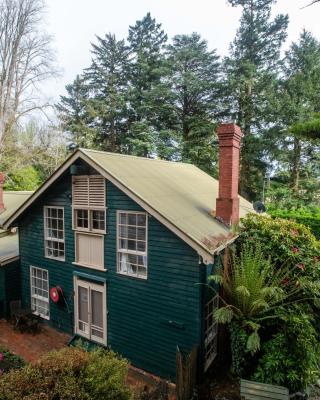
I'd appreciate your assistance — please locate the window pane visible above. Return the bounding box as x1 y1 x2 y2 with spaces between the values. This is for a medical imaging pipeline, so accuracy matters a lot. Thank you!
137 214 146 226
128 214 136 226
137 241 146 252
128 240 136 251
120 213 127 224
76 209 89 229
128 226 136 240
92 210 105 231
91 290 103 328
137 227 146 241
78 287 88 323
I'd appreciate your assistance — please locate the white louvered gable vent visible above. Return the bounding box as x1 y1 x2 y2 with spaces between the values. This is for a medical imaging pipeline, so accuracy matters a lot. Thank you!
89 175 105 208
73 176 89 207
72 175 105 208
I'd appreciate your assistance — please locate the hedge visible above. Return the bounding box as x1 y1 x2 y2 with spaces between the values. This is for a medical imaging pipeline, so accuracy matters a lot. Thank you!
269 210 320 239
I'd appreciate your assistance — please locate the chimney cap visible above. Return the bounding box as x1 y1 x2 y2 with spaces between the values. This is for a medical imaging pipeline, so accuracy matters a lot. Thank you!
217 123 243 136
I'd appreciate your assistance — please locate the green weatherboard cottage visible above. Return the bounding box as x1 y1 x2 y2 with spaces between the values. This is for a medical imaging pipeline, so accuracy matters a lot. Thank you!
0 123 252 379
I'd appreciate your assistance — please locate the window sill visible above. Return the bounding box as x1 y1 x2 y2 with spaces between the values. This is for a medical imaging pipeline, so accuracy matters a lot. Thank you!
32 311 50 320
117 271 148 280
45 255 65 263
72 261 107 272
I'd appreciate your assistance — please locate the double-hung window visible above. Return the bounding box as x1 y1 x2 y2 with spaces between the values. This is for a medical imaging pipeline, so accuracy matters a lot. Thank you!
30 266 50 319
44 206 65 260
117 211 148 279
72 175 106 270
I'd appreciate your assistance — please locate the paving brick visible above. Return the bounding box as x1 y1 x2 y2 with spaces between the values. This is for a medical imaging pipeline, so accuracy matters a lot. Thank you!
0 319 70 363
0 319 176 397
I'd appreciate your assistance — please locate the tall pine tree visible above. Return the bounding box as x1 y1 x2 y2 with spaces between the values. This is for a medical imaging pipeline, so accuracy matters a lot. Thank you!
126 13 170 156
167 33 221 174
223 0 288 200
84 33 130 151
56 75 96 147
277 31 320 195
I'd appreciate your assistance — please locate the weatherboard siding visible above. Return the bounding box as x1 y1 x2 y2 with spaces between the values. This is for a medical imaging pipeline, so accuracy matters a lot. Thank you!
18 169 203 378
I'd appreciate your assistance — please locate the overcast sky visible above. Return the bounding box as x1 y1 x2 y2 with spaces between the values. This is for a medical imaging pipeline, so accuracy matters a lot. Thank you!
43 0 320 104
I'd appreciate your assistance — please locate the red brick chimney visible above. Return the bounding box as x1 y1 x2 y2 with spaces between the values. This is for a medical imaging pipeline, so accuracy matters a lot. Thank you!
0 173 4 213
215 123 243 226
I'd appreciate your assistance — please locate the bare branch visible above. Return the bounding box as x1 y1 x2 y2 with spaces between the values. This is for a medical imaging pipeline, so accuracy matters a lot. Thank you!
0 0 57 147
302 0 320 8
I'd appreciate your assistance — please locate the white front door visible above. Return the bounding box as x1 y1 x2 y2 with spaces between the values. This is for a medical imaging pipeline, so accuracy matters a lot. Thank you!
74 277 107 345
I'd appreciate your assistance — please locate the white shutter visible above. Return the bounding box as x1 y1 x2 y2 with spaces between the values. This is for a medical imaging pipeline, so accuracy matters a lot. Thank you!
72 175 105 208
76 233 104 269
72 176 89 207
89 176 105 208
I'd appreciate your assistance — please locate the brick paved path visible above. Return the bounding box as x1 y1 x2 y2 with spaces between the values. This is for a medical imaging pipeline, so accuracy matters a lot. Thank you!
0 319 70 362
0 319 176 398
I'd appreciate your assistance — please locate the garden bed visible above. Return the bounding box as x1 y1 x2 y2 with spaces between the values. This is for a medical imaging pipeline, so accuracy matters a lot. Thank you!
0 346 25 374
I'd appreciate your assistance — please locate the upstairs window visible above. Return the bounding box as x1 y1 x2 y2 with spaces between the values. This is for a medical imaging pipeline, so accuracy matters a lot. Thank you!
117 211 148 279
44 206 65 261
72 175 106 233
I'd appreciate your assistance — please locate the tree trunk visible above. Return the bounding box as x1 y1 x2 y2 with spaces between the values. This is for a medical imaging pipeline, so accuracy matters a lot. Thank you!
291 136 301 194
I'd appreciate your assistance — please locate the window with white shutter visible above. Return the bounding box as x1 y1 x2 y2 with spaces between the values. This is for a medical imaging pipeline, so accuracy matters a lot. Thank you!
72 175 106 233
72 174 106 270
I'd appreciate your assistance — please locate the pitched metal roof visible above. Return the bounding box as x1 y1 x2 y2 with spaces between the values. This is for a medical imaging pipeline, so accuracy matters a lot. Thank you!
3 149 254 263
0 191 33 227
0 233 19 265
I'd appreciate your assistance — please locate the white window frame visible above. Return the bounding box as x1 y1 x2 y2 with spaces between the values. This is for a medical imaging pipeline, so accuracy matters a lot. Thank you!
204 294 219 371
44 206 65 261
73 231 105 271
30 266 50 320
72 206 107 234
116 211 148 280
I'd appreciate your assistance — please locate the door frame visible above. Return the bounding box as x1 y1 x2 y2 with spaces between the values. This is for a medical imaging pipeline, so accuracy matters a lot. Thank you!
74 276 107 345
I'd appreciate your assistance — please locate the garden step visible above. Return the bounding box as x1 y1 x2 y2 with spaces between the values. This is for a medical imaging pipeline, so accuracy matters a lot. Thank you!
240 379 289 400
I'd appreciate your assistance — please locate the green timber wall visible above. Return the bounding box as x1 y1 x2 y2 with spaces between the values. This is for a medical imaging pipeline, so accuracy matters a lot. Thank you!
18 164 204 379
0 259 21 319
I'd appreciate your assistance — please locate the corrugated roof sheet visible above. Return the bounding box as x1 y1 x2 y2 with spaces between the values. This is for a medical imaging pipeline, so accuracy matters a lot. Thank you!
0 233 18 264
1 150 254 260
0 191 33 227
82 149 254 255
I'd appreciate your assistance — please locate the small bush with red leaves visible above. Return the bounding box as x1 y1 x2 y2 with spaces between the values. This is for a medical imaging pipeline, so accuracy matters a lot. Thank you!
239 213 320 280
0 347 132 400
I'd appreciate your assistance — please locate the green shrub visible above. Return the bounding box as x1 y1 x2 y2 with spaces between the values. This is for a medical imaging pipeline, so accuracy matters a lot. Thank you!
209 215 320 391
239 213 320 281
0 347 132 400
229 322 248 377
253 311 320 392
0 346 25 373
269 209 320 240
